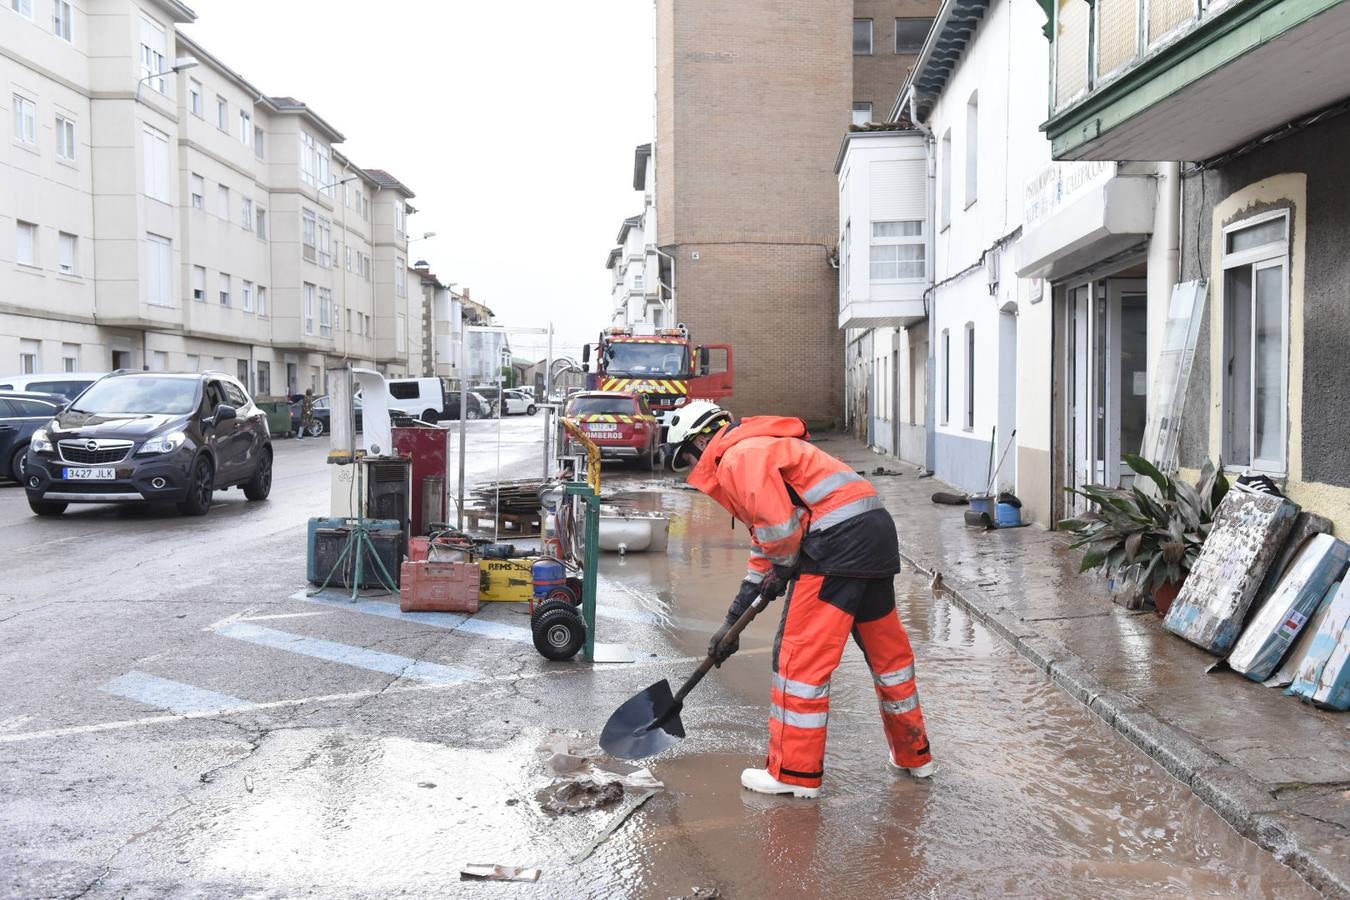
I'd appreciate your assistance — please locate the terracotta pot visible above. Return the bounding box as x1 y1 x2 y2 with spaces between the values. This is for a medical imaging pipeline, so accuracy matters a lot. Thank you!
1152 579 1183 617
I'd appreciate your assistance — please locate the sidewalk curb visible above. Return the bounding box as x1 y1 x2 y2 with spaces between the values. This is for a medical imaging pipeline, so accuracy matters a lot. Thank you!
897 547 1348 898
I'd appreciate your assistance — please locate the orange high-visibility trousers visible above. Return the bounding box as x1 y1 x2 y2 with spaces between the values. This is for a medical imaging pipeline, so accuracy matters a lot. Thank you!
767 572 931 788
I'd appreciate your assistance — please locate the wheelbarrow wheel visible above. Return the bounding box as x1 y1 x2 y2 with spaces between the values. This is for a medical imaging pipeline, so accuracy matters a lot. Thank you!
532 598 577 619
532 605 585 661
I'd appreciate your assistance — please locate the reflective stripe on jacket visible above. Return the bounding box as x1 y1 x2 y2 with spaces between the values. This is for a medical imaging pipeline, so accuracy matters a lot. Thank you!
688 416 883 575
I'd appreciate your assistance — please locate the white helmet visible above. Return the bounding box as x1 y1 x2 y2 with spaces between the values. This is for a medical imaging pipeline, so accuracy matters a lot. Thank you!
665 400 732 449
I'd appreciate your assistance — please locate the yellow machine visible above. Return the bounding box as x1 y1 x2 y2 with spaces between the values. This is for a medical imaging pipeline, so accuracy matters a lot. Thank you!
478 557 536 602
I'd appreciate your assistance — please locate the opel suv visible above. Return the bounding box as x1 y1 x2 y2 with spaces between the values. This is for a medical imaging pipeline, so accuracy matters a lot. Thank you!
24 371 273 517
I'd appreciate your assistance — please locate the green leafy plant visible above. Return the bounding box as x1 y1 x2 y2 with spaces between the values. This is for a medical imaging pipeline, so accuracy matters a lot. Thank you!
1058 454 1230 593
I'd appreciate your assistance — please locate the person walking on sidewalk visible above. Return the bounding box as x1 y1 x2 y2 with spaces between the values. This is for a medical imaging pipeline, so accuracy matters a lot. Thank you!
297 388 316 440
673 408 934 798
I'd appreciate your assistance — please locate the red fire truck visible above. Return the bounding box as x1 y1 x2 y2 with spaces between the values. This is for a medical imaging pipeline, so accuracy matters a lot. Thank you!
581 324 733 437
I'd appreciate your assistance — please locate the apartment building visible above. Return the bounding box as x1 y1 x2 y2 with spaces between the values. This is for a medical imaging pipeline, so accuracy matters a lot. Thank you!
604 143 663 329
1 0 424 396
653 0 935 425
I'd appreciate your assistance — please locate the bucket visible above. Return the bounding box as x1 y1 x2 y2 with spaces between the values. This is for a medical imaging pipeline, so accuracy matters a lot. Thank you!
532 558 568 602
995 502 1022 527
969 495 994 516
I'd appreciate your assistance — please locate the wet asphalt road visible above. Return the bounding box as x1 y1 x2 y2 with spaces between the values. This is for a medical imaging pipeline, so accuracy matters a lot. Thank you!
0 422 1318 898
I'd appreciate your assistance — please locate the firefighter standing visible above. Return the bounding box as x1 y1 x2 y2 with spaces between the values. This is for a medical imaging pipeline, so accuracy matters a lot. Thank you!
665 402 934 798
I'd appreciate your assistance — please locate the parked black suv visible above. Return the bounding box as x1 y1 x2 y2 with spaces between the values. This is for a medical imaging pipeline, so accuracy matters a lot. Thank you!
24 371 273 517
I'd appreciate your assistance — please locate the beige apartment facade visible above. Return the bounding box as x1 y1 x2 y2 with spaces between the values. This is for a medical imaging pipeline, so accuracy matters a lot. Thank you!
1 0 424 397
653 0 935 425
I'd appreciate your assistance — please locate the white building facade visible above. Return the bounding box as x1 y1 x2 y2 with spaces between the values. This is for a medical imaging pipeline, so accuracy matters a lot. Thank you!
1 0 424 397
836 128 930 464
605 143 668 329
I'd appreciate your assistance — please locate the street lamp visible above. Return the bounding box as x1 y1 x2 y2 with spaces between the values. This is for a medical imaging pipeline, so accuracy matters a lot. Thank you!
318 173 360 361
408 231 437 244
135 57 197 101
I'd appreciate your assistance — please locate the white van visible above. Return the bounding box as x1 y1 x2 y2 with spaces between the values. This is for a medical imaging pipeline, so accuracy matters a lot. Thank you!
384 377 448 423
0 371 107 400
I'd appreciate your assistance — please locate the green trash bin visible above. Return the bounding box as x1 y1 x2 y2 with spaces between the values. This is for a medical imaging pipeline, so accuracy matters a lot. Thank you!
258 400 295 438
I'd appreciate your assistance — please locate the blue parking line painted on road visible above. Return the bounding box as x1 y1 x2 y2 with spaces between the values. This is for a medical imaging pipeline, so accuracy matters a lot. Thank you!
304 594 534 643
101 672 251 715
216 622 482 685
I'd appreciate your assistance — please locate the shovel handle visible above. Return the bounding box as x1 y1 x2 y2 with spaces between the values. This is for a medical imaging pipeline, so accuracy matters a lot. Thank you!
672 590 778 704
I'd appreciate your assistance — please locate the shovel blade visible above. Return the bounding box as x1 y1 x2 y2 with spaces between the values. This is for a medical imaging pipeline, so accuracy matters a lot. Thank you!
599 678 686 760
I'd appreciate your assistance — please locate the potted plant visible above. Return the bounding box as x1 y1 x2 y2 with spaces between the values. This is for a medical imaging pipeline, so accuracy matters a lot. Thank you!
1059 455 1229 615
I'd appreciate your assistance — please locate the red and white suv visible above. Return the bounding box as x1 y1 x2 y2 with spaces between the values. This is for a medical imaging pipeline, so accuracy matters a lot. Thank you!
564 391 660 468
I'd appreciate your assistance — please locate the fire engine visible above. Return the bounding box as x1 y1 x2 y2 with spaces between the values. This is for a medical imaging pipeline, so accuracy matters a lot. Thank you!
581 323 733 437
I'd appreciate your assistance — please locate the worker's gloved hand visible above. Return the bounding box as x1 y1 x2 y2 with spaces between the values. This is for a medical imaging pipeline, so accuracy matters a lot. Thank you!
758 564 798 602
708 579 760 666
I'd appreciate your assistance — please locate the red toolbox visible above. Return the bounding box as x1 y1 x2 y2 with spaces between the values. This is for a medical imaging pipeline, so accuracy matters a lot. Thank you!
400 560 480 613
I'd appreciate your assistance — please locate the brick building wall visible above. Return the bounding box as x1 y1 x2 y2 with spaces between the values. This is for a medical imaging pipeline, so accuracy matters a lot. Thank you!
654 0 932 426
853 0 936 120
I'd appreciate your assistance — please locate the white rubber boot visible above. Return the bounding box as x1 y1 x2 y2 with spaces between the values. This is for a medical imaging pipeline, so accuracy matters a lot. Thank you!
890 755 936 778
740 767 820 799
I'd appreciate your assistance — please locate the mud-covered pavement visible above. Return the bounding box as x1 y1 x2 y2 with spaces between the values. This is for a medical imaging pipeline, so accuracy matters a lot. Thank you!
0 422 1319 897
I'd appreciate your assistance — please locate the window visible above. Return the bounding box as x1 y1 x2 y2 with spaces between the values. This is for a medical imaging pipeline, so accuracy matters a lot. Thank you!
303 283 315 334
192 265 206 301
853 18 873 54
941 329 950 425
302 209 317 262
396 313 407 353
318 218 333 267
851 102 872 127
15 221 37 266
188 79 202 117
142 126 170 202
254 126 264 159
256 285 266 316
347 309 353 332
345 246 353 272
634 272 644 291
144 233 172 307
190 173 204 209
319 287 332 336
242 279 253 312
241 197 253 230
218 272 230 306
1222 211 1290 474
256 208 267 239
256 361 270 396
300 132 331 192
55 115 75 160
939 130 952 229
239 110 251 146
20 339 38 374
186 354 200 372
364 314 371 336
139 17 167 94
965 92 979 207
964 323 975 430
870 221 925 280
52 1 71 40
12 94 36 144
62 343 79 372
396 258 407 298
216 96 227 130
58 232 76 274
152 351 167 371
11 0 32 17
395 202 405 234
217 184 229 220
895 18 932 53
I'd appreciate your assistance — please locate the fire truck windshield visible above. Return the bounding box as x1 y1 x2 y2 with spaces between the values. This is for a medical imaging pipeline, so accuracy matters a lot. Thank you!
606 342 688 376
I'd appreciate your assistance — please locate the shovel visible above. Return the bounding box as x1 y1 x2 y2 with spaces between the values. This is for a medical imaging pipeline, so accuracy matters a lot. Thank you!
600 591 775 760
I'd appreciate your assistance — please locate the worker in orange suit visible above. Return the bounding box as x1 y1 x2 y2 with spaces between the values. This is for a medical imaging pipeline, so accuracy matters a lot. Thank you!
670 407 934 798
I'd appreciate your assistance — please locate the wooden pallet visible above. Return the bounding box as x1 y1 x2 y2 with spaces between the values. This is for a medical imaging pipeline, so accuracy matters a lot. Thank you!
462 507 541 536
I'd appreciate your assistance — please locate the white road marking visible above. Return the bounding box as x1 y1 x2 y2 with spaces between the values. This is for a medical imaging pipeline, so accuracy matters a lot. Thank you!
0 653 713 745
101 672 252 715
216 622 482 685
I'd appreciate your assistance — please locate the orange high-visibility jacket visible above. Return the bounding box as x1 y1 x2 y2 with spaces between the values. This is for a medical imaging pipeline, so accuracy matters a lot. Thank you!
687 416 882 583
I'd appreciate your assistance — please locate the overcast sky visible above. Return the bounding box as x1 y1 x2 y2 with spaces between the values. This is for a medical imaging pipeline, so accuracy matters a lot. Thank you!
183 0 654 362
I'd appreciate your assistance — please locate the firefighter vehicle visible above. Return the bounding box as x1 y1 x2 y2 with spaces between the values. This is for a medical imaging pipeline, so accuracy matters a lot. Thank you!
581 324 732 439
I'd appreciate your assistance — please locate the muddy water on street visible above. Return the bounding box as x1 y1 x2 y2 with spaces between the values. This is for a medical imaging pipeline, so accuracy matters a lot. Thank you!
580 484 1316 899
158 479 1315 899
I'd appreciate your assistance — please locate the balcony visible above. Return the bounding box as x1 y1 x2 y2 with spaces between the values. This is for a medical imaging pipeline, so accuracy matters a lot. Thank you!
1043 0 1350 161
